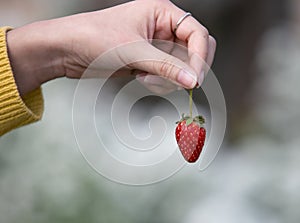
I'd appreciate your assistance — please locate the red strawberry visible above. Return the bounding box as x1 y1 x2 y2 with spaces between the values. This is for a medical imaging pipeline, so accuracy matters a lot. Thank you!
175 115 206 163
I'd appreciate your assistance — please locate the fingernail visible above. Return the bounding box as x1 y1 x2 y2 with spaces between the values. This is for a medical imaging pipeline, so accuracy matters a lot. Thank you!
177 70 197 88
197 71 205 88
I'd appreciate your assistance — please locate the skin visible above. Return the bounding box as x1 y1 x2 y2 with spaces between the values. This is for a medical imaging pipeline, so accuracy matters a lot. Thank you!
6 0 216 96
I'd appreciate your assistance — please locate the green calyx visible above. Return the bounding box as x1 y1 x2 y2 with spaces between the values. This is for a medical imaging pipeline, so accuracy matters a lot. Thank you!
176 113 205 126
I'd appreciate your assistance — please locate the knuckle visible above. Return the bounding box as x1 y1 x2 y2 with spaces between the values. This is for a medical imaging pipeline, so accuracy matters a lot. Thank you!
201 27 209 40
200 27 209 39
209 35 217 48
158 58 177 79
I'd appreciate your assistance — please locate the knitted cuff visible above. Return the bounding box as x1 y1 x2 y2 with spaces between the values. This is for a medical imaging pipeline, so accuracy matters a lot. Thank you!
0 26 44 136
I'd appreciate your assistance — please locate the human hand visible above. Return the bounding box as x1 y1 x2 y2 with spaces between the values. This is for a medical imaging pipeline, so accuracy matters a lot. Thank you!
7 0 216 95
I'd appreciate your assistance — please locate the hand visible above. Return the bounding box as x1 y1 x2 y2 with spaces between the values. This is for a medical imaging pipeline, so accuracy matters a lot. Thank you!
7 0 216 96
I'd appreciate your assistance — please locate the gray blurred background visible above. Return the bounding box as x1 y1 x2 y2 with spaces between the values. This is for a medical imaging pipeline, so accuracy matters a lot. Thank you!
1 0 300 222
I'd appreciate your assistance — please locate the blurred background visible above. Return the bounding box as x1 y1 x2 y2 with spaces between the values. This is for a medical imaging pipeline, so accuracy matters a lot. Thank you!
1 0 300 222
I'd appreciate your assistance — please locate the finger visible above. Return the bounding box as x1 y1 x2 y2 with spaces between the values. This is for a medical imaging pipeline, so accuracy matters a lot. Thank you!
137 73 181 89
206 35 217 70
177 24 209 85
170 10 211 85
123 41 198 89
139 84 177 95
139 74 179 89
136 74 180 95
190 35 217 85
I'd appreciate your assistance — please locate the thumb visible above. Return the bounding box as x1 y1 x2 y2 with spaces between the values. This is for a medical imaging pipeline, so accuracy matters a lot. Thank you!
118 40 198 89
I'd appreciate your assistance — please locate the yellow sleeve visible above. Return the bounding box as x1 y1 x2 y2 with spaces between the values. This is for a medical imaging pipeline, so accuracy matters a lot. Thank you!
0 26 44 136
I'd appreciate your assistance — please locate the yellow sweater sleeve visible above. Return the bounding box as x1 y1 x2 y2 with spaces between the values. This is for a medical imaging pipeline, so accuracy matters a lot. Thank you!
0 27 44 136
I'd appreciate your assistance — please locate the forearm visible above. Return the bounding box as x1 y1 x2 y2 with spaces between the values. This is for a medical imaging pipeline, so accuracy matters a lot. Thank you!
0 27 44 136
6 20 65 96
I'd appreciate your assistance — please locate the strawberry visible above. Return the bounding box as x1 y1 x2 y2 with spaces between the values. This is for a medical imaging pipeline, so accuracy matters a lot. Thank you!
175 115 206 163
175 89 206 163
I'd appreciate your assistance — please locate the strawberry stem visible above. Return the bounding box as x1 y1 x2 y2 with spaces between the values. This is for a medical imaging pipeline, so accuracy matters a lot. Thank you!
189 89 193 117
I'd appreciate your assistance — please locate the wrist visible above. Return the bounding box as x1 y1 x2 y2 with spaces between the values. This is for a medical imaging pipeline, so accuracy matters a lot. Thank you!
6 20 65 96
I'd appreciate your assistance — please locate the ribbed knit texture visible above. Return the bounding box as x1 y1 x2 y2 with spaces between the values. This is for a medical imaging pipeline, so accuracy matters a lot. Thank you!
0 26 44 136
